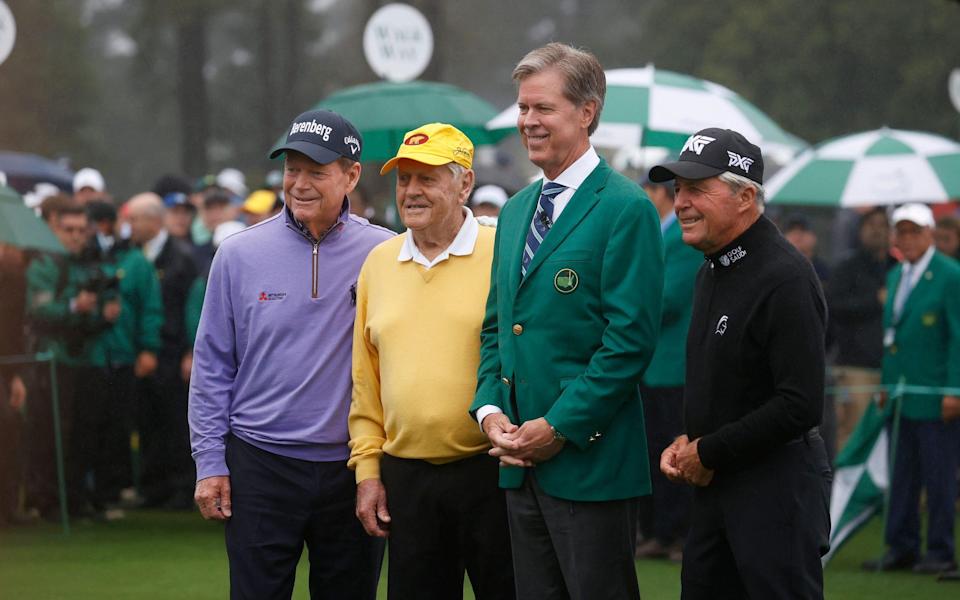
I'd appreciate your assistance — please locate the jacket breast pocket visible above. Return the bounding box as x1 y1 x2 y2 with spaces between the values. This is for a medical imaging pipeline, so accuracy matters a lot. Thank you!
545 250 593 263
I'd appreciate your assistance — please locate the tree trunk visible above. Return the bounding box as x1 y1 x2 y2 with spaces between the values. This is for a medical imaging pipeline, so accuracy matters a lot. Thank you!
176 8 209 176
257 0 275 153
281 0 304 121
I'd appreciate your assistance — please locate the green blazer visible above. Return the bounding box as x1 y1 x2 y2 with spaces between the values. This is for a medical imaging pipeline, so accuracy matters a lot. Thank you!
642 216 703 387
470 159 664 501
881 251 960 420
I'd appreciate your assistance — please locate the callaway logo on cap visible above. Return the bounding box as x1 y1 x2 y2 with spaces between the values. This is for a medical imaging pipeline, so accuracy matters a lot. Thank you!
648 127 764 185
269 109 363 164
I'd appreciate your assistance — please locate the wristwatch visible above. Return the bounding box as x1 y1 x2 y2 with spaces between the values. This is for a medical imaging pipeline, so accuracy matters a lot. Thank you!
550 424 566 443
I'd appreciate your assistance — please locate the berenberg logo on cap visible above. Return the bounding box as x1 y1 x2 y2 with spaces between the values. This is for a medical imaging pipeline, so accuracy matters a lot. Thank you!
291 119 333 141
681 134 716 156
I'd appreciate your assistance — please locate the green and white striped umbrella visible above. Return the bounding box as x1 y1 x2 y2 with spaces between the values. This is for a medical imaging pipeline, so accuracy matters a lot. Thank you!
487 64 807 164
767 128 960 206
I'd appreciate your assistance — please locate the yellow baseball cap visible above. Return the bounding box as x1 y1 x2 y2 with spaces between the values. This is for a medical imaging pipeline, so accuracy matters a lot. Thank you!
380 123 474 175
242 189 278 215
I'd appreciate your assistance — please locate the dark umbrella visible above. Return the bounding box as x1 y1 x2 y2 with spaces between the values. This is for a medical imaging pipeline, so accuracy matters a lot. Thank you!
0 185 64 253
0 151 74 194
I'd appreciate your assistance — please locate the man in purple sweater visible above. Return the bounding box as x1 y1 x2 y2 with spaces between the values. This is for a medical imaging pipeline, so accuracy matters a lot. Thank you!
189 109 393 600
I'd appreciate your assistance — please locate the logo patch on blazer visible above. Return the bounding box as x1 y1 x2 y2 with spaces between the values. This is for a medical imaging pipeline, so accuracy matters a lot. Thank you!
554 268 579 294
922 313 937 327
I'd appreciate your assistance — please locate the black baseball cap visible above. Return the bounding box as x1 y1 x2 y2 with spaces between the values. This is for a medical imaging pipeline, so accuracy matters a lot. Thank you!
648 127 764 185
269 109 363 165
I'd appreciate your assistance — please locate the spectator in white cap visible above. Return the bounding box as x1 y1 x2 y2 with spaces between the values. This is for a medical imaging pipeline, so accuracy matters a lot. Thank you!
216 168 248 200
863 202 960 576
25 182 62 214
73 168 107 205
470 184 509 219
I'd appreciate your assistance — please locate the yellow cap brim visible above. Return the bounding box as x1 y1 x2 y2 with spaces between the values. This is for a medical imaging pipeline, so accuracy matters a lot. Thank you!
243 192 276 214
380 151 460 175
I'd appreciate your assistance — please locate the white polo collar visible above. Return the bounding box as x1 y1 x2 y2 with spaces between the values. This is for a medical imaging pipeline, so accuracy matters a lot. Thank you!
398 207 479 269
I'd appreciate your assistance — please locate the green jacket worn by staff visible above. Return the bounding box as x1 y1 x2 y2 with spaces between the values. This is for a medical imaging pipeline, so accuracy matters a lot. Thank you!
882 250 960 420
90 245 163 368
642 216 703 387
470 159 664 501
26 253 104 366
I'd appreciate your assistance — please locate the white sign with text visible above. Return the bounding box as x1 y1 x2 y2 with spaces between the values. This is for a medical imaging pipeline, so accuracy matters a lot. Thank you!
0 1 15 67
363 3 433 83
949 68 960 114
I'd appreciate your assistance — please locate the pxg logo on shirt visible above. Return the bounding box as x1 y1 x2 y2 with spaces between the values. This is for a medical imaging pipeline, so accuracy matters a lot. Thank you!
715 315 729 335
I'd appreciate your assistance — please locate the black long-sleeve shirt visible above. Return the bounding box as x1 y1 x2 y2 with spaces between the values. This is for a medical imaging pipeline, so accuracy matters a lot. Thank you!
684 216 826 471
827 248 896 368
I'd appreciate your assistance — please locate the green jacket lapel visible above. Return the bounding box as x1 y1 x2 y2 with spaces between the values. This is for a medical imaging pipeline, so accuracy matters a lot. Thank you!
519 161 609 287
506 183 542 295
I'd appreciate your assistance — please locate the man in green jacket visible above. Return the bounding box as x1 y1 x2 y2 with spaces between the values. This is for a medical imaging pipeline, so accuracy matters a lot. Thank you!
864 203 960 575
472 43 663 599
26 201 115 517
634 174 702 562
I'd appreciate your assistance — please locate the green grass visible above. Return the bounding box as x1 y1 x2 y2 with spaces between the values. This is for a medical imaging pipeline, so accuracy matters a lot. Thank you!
0 510 956 599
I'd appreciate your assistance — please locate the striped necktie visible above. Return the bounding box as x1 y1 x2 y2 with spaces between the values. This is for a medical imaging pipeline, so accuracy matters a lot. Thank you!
521 182 566 277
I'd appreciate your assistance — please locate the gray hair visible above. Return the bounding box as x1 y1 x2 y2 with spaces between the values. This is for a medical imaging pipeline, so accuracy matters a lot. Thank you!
446 162 475 196
718 171 765 214
512 43 606 135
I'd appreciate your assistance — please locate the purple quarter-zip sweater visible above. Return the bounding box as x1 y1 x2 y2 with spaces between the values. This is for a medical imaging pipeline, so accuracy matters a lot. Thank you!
189 201 394 481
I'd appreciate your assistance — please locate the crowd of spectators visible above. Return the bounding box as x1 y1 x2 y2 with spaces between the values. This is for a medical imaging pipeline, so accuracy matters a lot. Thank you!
0 167 284 523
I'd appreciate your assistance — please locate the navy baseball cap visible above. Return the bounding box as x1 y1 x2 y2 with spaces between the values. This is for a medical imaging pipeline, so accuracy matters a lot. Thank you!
163 192 195 210
648 128 764 185
269 109 363 165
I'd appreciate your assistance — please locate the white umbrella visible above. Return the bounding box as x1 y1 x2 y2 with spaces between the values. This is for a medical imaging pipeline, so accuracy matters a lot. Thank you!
766 128 960 206
487 64 807 165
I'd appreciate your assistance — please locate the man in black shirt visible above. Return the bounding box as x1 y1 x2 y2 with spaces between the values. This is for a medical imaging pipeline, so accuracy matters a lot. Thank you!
651 128 832 600
828 208 895 452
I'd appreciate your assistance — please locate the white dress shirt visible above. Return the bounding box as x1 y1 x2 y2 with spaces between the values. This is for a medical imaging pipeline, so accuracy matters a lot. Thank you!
885 244 936 348
142 229 169 264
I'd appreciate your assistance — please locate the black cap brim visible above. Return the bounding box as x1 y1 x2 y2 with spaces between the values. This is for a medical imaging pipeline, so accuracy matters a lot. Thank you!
648 160 726 183
269 141 344 165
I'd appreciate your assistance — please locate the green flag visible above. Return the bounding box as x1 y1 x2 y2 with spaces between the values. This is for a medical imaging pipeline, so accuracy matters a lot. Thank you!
823 402 889 564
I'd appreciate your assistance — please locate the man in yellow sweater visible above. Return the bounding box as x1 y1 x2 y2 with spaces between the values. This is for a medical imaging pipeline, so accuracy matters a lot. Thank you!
348 123 515 599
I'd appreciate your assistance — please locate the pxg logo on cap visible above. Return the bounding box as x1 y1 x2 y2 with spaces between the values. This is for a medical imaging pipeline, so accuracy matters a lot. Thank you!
269 109 363 165
648 127 764 185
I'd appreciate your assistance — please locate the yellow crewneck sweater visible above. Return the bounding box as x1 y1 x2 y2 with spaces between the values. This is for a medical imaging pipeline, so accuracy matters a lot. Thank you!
348 227 495 482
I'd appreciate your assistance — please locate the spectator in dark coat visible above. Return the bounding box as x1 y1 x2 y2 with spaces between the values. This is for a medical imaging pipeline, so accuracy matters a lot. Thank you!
828 208 896 452
126 193 199 508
